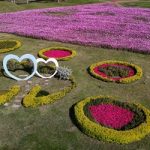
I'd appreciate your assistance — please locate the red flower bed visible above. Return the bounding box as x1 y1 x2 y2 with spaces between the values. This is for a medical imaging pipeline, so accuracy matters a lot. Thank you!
89 104 134 129
43 49 72 59
93 64 135 81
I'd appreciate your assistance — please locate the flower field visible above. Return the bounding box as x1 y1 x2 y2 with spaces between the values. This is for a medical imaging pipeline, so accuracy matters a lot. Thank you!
0 1 150 149
0 3 150 53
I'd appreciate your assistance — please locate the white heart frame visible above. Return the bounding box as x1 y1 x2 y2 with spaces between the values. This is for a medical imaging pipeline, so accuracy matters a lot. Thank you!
3 54 37 81
36 58 59 79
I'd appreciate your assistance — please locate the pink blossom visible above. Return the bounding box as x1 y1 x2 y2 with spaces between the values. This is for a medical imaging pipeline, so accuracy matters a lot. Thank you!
89 104 134 129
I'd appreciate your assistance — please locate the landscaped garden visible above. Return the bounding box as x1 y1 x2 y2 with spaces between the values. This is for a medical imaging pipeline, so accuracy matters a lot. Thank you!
0 0 150 149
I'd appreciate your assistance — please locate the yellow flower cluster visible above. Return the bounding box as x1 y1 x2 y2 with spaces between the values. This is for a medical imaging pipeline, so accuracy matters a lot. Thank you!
23 78 76 107
89 60 143 83
0 40 21 53
74 96 150 144
0 85 20 105
38 47 77 61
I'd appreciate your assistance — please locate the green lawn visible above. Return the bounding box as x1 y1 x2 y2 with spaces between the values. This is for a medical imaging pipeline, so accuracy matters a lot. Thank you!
122 0 150 8
0 1 150 150
0 0 108 13
0 0 150 13
0 32 150 150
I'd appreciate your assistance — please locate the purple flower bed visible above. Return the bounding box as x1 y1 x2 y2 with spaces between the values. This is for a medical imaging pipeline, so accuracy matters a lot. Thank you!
0 3 150 53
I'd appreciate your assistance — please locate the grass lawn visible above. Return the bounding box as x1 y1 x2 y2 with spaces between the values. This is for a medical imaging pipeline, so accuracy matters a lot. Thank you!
0 0 109 13
122 0 150 8
0 1 150 149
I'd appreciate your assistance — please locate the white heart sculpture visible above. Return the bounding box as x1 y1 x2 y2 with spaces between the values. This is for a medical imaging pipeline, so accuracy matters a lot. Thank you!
3 54 37 81
36 58 59 79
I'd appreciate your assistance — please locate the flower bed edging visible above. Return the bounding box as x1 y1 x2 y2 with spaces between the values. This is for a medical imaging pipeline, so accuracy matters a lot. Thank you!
0 85 20 105
38 47 77 61
23 77 76 107
88 60 143 83
74 96 150 144
0 40 21 53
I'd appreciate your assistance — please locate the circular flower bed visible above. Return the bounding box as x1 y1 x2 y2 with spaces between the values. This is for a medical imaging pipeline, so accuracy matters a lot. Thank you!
38 47 76 61
88 60 142 83
0 40 21 53
74 96 150 144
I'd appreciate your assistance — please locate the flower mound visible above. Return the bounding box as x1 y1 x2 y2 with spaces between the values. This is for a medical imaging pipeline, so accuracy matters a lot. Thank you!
23 78 76 107
89 60 142 83
89 104 134 129
0 4 150 53
74 96 150 144
0 85 20 105
38 47 76 60
0 40 21 53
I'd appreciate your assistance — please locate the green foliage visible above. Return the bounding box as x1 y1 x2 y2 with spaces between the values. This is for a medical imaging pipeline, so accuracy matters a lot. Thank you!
36 90 49 97
0 85 20 105
37 65 54 75
0 41 17 49
122 1 150 8
98 66 130 78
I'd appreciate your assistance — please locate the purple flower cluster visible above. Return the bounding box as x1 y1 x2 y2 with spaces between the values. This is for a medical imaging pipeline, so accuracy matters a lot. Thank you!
0 3 150 53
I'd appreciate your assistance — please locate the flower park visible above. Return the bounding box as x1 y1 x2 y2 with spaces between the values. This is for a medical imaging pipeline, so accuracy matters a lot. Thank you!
0 0 150 149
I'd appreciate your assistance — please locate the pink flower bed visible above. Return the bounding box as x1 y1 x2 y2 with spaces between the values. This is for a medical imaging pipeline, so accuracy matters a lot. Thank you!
0 3 149 53
89 104 134 129
43 49 72 58
93 64 135 81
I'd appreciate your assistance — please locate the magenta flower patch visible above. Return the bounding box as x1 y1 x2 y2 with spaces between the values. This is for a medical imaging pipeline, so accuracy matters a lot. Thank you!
0 3 150 53
43 49 72 58
89 104 134 129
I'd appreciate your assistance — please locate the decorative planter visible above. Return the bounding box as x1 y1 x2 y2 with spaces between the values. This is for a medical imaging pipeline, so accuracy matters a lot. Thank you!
88 60 142 83
38 47 76 61
74 96 150 144
0 40 21 53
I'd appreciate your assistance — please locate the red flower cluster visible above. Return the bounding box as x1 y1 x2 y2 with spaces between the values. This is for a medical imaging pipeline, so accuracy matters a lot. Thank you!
89 104 134 129
43 49 72 59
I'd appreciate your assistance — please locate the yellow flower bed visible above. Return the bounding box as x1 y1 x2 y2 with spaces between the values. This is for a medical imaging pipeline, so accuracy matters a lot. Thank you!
74 96 150 144
89 60 143 83
23 78 76 107
0 40 21 53
38 47 77 61
0 85 20 105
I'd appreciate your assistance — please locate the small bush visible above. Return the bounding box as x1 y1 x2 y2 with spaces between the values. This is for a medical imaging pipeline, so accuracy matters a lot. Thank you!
56 66 72 80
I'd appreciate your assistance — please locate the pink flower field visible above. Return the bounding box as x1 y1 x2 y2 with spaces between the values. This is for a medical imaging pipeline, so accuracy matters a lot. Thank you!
0 3 150 53
89 104 134 129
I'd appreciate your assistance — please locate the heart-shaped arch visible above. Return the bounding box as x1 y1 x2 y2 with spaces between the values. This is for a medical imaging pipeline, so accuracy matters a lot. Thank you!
3 54 37 81
36 58 59 79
